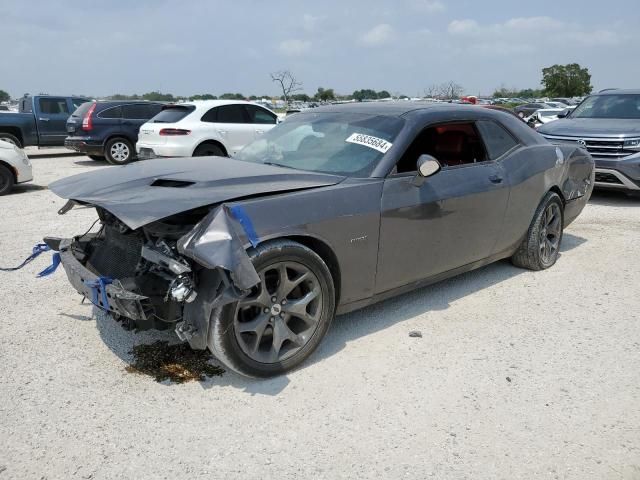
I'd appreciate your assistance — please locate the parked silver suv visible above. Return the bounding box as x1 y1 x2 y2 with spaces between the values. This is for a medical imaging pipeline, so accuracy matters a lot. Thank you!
538 89 640 195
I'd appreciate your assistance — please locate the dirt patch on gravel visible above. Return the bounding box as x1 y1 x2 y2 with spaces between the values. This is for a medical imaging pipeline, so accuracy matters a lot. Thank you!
125 341 224 383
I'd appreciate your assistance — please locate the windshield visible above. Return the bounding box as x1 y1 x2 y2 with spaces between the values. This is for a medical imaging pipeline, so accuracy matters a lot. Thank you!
151 105 196 123
235 112 405 176
571 94 640 119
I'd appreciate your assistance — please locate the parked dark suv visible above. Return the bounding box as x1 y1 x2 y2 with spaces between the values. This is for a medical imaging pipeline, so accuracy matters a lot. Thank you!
65 101 164 164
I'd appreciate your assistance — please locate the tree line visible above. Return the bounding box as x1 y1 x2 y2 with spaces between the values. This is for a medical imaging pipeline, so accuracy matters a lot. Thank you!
0 63 594 106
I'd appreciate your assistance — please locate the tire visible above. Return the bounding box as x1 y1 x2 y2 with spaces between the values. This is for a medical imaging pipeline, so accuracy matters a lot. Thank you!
193 143 225 157
105 137 134 165
511 192 564 270
0 133 21 148
88 155 105 161
207 239 336 378
0 164 15 196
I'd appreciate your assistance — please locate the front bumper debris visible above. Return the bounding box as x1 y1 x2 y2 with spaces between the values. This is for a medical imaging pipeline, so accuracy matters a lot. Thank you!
58 238 149 320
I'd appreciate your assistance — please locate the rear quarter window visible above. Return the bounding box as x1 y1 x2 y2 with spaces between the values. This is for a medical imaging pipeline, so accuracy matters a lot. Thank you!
476 120 520 160
98 106 122 119
151 105 196 123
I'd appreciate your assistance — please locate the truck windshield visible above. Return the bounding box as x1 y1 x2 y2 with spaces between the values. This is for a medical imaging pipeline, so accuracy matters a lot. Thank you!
235 112 405 177
571 94 640 119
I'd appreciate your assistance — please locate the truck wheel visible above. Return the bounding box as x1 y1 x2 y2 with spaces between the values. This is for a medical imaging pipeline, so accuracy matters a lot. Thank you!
511 192 564 270
105 137 134 165
207 239 336 378
0 165 15 196
0 133 21 148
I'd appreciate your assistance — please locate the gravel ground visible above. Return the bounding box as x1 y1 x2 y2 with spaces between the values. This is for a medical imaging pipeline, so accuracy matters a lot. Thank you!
1 156 639 480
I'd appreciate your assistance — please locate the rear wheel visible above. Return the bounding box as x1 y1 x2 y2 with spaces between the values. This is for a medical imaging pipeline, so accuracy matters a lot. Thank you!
88 155 105 161
207 240 336 377
0 165 15 196
105 137 134 165
0 133 21 148
193 143 225 157
511 192 564 270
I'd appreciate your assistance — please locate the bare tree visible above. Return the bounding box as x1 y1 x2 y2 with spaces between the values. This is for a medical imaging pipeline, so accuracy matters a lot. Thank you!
438 81 464 100
423 84 439 98
270 70 303 107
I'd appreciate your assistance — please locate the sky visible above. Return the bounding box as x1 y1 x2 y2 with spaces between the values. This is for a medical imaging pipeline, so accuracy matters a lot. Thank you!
1 0 638 98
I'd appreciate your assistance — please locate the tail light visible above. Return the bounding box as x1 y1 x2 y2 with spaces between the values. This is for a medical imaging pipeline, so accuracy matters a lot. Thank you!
159 128 191 136
82 103 97 131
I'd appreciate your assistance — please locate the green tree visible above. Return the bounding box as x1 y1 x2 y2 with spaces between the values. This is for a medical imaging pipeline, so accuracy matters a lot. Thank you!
189 93 217 100
541 63 592 97
377 90 391 99
0 90 11 102
352 89 378 101
291 93 311 102
219 93 245 100
314 87 335 102
141 91 175 101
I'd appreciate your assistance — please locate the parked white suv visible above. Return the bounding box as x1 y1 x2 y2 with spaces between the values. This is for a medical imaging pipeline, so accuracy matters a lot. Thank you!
0 139 32 195
136 100 278 159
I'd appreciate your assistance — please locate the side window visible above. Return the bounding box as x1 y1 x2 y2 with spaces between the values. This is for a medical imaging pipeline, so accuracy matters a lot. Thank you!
98 106 122 119
122 104 153 120
39 98 69 114
148 104 163 117
216 104 248 124
395 122 488 173
476 120 519 160
245 105 277 124
201 107 218 123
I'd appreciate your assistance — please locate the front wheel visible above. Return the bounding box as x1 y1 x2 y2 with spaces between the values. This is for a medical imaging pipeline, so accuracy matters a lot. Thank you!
193 143 225 157
0 165 15 195
511 191 564 270
207 239 336 377
105 137 134 165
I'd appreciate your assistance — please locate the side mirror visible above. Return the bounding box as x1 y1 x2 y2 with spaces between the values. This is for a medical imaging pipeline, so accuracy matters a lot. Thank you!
557 109 569 118
413 154 441 186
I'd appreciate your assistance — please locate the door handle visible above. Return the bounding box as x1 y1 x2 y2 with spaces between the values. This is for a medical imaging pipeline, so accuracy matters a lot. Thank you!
255 129 264 134
489 174 503 184
38 117 50 122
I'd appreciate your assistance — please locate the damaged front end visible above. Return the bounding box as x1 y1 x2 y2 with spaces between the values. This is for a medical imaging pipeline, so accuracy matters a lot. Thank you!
48 203 261 350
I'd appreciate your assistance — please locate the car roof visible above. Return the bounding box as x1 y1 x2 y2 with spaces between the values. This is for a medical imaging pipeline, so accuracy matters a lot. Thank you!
92 100 164 107
307 101 479 117
179 99 260 110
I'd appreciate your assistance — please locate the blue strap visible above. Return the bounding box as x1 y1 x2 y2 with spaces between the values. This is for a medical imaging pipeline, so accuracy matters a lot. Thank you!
229 205 260 248
0 243 51 272
83 277 113 310
37 252 61 277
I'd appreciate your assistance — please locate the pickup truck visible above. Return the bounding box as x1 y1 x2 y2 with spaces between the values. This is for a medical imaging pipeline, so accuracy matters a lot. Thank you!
0 95 91 148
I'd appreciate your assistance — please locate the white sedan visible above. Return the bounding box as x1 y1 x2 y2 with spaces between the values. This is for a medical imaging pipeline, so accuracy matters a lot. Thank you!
136 100 278 159
0 140 32 195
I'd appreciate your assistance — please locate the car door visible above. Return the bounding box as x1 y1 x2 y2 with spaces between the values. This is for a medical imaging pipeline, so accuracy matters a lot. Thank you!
375 121 510 294
37 97 71 145
213 104 253 155
244 104 278 139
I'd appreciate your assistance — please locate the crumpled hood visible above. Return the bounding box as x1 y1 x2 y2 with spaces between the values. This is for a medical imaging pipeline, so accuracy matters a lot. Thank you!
538 118 640 138
50 156 345 229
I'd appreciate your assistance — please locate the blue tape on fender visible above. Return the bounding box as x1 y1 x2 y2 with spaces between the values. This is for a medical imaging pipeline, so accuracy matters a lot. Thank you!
83 277 113 311
229 205 260 248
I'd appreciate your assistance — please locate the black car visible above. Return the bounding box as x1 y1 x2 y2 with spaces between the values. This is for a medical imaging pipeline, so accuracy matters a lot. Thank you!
46 102 594 377
65 101 164 165
513 102 549 118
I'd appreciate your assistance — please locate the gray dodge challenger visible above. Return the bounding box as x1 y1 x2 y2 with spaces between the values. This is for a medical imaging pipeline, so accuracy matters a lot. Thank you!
46 102 594 377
